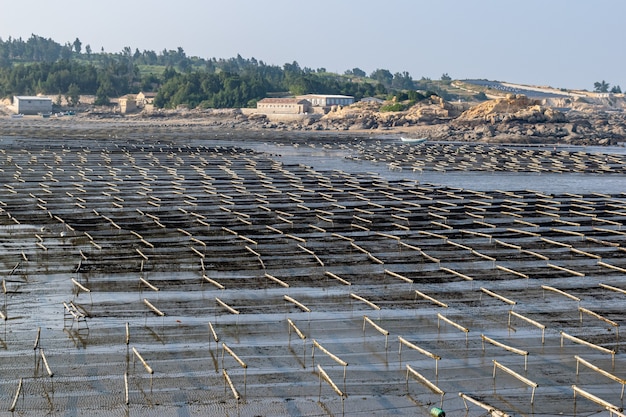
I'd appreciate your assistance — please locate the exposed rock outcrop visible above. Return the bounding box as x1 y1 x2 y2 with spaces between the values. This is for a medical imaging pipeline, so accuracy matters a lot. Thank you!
307 93 626 145
456 94 566 124
7 92 623 146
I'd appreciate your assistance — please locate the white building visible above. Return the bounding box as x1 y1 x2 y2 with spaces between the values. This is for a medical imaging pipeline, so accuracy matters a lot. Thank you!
13 96 52 115
296 94 354 108
256 98 311 114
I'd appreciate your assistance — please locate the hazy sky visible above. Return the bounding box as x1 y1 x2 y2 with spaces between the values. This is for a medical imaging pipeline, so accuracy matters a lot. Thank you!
1 0 623 90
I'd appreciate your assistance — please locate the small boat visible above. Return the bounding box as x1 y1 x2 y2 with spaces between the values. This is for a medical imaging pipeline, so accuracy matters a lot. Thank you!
400 136 427 144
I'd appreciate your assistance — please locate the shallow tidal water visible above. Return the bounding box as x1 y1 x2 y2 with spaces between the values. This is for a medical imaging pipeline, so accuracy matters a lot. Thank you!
0 130 624 417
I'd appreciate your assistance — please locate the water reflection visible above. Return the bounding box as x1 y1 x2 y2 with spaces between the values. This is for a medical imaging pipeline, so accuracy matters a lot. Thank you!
250 141 626 195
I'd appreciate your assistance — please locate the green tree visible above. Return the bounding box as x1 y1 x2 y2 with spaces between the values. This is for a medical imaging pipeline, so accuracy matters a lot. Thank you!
352 67 366 77
94 85 110 105
380 102 405 112
66 83 80 106
60 43 72 60
94 74 114 105
73 38 82 54
391 71 414 90
594 80 610 93
345 67 366 77
283 61 301 75
611 85 622 94
370 68 393 87
162 66 177 82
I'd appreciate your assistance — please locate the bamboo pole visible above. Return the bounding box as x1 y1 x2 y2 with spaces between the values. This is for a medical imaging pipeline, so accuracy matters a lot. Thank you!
394 223 411 231
264 273 289 288
575 355 626 399
598 262 626 274
312 339 348 387
40 349 53 377
317 364 345 398
482 335 529 370
135 248 149 261
458 392 512 417
284 295 310 313
471 250 496 262
285 234 306 243
190 237 206 247
363 315 389 349
71 278 91 293
287 318 306 340
143 299 164 316
376 232 401 241
34 327 41 350
507 228 540 237
419 249 441 263
384 269 413 284
133 347 154 374
572 385 621 412
324 271 351 286
480 287 517 305
222 341 248 398
492 360 537 403
440 267 473 281
63 302 85 321
398 242 422 252
331 233 353 242
541 237 572 248
494 239 521 250
561 331 616 358
350 241 369 254
124 372 129 405
415 290 448 308
541 285 580 302
245 245 261 258
297 244 315 256
547 263 585 276
203 275 225 290
495 265 529 278
308 224 326 233
8 378 22 412
350 293 380 311
551 228 585 238
437 313 469 342
223 369 240 400
208 322 219 343
140 277 159 292
447 240 472 251
9 261 21 275
189 246 205 259
508 311 546 344
398 336 441 372
216 298 239 315
311 339 348 368
406 364 445 406
599 283 626 295
579 307 619 336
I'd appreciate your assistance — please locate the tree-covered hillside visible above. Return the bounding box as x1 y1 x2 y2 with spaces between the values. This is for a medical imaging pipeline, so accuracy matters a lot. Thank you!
0 34 452 109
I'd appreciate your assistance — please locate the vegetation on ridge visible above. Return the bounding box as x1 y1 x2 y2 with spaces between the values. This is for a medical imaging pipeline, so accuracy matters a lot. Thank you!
0 34 461 109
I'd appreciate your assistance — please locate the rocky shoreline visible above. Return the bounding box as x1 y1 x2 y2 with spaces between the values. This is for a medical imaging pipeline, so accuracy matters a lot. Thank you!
2 94 626 146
